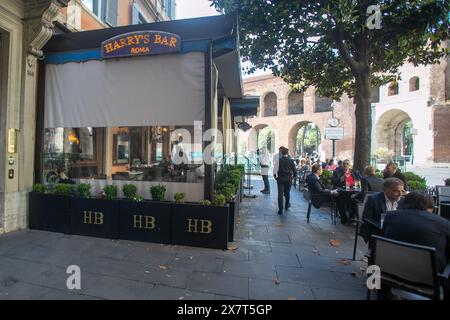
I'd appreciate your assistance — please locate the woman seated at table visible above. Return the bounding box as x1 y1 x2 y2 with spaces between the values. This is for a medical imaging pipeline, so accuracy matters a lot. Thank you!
331 159 362 222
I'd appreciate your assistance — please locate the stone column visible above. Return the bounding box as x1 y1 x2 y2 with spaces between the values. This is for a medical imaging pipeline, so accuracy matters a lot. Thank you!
1 0 67 233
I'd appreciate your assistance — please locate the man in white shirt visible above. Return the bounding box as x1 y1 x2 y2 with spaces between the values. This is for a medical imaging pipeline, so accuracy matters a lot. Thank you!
259 147 271 194
361 177 405 241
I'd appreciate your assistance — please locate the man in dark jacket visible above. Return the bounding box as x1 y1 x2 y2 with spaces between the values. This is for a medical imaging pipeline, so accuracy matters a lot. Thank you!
383 162 407 189
362 166 384 193
274 147 297 215
361 177 405 242
383 192 450 273
306 164 339 208
382 192 450 300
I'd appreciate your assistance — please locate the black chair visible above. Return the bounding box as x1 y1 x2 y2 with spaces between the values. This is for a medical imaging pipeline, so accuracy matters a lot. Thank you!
352 191 378 260
369 235 450 300
305 187 337 225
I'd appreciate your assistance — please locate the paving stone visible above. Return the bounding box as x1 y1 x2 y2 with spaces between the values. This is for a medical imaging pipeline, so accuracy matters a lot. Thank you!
249 251 300 267
39 289 102 300
249 278 315 300
275 266 341 289
0 280 52 300
147 285 216 300
169 254 225 273
187 271 249 299
221 260 276 281
311 286 366 300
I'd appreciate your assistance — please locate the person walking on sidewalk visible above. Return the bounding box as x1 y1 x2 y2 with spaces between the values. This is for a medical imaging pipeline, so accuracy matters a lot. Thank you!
259 146 271 194
274 147 297 215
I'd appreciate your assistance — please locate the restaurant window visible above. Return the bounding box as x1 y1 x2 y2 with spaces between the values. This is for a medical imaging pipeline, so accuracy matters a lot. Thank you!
315 94 333 113
42 127 104 183
81 0 117 26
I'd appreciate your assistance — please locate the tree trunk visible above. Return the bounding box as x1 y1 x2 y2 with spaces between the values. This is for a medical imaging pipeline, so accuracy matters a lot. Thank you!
353 72 372 172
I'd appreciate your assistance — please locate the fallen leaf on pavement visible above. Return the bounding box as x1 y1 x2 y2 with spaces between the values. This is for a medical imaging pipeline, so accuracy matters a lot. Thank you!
159 265 169 270
287 297 296 300
274 277 281 285
312 248 320 256
275 223 284 227
329 239 340 247
337 259 351 265
228 245 239 251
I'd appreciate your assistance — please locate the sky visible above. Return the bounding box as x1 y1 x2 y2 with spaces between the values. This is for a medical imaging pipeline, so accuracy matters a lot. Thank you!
175 0 271 78
176 0 220 19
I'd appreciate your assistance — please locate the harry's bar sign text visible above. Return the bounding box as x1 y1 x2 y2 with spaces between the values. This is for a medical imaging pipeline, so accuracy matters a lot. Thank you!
101 31 181 59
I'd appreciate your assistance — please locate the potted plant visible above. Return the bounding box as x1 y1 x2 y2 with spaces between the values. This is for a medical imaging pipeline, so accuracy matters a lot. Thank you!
29 183 71 234
118 183 171 244
70 182 119 239
171 193 229 249
174 192 186 203
150 184 166 201
122 184 137 200
76 183 92 198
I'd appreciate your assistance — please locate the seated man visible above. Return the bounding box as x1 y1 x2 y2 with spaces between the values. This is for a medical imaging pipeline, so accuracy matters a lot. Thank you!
383 192 450 273
362 165 384 193
383 162 407 190
382 192 450 300
360 177 405 242
306 163 339 209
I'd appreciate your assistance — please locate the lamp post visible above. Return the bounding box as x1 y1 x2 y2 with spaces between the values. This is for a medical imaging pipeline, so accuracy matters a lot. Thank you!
331 103 336 160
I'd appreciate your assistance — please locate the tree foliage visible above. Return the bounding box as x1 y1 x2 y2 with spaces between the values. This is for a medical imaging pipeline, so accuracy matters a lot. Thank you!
211 0 449 99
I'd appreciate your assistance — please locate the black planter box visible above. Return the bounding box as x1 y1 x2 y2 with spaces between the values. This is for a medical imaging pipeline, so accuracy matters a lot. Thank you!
171 203 229 249
70 198 119 239
29 192 71 234
118 200 171 244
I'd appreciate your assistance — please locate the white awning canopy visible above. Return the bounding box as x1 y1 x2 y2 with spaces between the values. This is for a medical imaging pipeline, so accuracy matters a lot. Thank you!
44 52 205 128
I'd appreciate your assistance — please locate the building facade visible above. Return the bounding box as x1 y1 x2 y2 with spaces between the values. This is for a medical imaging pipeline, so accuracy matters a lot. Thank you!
0 0 175 234
242 51 450 165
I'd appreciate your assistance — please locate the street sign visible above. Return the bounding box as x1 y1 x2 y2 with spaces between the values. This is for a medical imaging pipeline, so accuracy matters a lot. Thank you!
325 127 344 140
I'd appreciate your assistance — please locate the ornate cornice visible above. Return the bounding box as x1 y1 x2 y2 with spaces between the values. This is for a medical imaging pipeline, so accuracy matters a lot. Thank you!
24 0 68 58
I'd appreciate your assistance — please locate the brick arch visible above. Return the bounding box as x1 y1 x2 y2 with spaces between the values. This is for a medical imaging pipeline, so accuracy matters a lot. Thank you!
375 109 413 159
247 124 277 153
288 121 321 158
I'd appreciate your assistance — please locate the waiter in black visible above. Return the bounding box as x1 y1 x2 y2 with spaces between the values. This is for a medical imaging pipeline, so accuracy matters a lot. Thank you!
274 147 297 215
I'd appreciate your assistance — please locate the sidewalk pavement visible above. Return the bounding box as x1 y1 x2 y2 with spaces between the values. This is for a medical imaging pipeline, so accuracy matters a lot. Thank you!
0 179 368 300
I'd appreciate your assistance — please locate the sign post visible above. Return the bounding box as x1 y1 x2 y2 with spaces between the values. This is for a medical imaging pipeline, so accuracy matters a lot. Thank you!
325 127 344 159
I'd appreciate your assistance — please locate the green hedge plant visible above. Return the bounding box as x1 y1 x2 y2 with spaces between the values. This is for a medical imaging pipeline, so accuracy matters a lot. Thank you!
150 184 166 201
103 184 117 200
174 192 186 203
212 194 226 206
54 184 72 196
33 183 47 194
76 183 92 198
200 199 211 206
122 184 137 200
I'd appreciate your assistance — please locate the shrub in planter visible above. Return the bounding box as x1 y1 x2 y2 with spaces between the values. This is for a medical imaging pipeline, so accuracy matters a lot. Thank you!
444 178 450 186
104 184 118 200
217 183 235 202
33 183 47 193
133 195 144 202
150 184 166 201
76 183 92 198
200 199 212 206
54 183 72 196
122 184 137 200
174 192 186 203
408 180 427 191
404 172 426 184
320 170 333 188
212 194 226 206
